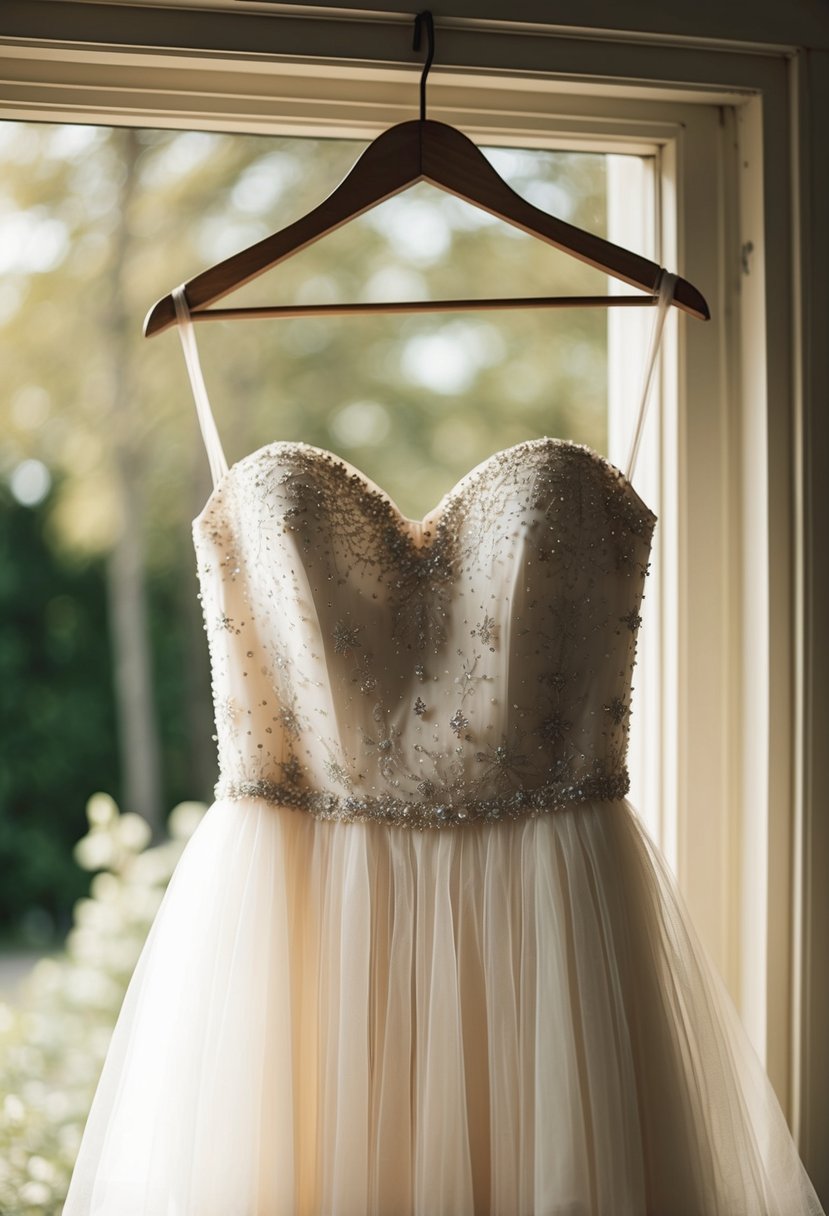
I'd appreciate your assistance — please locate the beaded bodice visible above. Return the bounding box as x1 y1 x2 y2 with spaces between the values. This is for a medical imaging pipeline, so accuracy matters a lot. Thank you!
194 437 656 829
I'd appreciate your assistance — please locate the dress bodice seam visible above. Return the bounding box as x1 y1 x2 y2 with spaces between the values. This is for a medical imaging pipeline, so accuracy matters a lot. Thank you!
191 435 658 536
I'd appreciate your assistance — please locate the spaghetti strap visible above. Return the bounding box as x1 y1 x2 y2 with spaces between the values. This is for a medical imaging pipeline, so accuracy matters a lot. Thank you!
172 284 229 491
623 269 678 483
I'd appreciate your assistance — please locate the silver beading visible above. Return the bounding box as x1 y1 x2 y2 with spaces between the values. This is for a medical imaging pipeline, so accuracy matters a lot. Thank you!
214 769 630 831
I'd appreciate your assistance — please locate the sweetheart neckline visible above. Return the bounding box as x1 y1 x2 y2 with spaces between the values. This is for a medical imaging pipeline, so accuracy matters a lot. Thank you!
191 435 658 532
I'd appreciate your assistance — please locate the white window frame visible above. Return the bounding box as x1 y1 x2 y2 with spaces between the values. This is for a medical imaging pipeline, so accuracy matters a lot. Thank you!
2 2 825 1176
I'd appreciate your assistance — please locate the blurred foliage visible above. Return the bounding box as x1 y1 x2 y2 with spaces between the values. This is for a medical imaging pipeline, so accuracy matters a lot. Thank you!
0 118 608 934
0 791 206 1215
0 117 614 1211
0 479 116 939
0 472 205 943
0 123 608 549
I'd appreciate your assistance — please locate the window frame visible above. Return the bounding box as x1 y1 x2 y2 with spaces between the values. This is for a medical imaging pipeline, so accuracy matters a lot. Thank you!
1 2 826 1176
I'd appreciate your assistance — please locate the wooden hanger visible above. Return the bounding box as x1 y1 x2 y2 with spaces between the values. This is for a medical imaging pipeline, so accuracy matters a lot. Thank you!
144 10 709 338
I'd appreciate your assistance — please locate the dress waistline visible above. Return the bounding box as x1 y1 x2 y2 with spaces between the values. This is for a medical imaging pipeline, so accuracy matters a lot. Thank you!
213 769 630 831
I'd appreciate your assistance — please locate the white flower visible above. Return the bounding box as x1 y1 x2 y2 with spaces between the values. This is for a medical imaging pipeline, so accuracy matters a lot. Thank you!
168 801 207 841
3 1094 24 1122
19 1180 52 1204
86 791 117 828
89 873 119 903
73 833 114 872
117 812 152 852
28 1155 55 1182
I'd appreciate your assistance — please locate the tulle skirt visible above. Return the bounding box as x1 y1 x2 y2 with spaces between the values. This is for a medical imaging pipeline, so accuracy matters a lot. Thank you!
63 794 825 1216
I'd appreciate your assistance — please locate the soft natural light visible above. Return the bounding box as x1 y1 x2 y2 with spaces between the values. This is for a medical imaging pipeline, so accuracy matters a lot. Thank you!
10 458 52 506
139 130 222 189
0 210 69 274
364 195 453 264
401 321 507 394
230 152 303 214
329 399 391 447
11 385 51 430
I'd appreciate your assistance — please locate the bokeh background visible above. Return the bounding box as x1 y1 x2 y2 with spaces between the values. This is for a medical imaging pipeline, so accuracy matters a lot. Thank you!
0 120 609 1212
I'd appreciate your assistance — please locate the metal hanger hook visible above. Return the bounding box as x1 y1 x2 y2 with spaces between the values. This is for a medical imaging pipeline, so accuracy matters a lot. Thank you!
412 10 435 122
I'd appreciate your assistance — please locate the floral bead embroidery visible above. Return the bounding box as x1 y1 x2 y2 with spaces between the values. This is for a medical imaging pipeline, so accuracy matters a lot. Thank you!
193 437 655 829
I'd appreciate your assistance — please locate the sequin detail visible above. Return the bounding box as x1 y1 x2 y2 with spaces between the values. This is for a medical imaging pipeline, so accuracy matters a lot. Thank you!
214 769 630 830
192 437 656 831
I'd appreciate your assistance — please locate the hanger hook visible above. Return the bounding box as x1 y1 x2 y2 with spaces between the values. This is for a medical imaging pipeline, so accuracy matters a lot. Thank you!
412 10 435 122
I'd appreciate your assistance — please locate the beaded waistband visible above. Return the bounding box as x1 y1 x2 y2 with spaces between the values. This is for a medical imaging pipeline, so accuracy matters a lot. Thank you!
213 769 629 830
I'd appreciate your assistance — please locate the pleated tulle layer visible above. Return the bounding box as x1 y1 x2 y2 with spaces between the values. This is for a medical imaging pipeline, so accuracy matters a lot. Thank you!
64 796 823 1216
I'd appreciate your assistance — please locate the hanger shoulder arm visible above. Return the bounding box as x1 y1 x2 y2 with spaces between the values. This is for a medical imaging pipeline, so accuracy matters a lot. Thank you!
420 122 708 319
146 119 709 334
144 124 425 337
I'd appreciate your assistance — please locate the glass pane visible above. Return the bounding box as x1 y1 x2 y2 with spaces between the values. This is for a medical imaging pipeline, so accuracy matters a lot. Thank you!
154 133 611 524
0 120 640 1212
0 122 613 853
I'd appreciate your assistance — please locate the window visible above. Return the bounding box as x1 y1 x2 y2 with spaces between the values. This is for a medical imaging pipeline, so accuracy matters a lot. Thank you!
0 100 748 1027
0 116 617 870
2 4 823 1166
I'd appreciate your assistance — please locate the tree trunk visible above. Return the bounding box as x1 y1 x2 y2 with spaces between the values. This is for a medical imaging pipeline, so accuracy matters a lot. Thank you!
105 127 164 837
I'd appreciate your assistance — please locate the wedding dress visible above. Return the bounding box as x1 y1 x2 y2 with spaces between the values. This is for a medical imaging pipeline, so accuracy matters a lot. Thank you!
64 272 826 1216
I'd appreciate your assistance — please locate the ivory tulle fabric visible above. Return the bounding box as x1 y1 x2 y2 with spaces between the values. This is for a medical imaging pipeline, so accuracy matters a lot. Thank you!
63 788 826 1215
63 276 826 1214
66 432 826 1211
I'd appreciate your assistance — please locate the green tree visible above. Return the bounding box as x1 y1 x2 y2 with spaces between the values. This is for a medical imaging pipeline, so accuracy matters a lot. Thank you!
0 480 117 938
